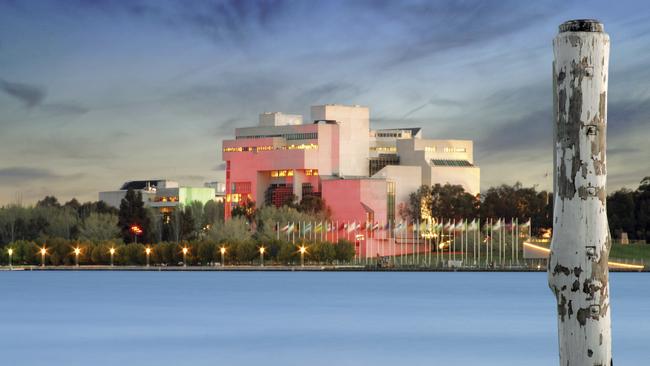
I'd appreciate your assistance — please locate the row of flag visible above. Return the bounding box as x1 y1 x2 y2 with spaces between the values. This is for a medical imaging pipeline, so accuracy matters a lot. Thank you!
279 218 532 234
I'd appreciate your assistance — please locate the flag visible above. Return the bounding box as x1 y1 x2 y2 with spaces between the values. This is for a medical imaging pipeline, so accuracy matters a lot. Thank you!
467 219 478 231
394 222 405 232
315 222 323 233
303 222 312 234
455 220 465 231
372 222 380 231
347 222 358 233
443 220 452 231
492 219 502 231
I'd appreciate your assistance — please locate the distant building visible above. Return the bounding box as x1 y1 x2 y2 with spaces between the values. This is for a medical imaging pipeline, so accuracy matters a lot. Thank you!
221 104 480 227
204 181 226 203
99 179 215 213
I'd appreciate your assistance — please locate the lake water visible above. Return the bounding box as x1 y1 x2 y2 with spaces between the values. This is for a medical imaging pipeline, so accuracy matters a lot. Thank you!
1 271 648 365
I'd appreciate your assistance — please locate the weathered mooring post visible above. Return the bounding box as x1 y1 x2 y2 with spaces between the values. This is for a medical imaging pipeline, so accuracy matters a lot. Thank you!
549 19 611 366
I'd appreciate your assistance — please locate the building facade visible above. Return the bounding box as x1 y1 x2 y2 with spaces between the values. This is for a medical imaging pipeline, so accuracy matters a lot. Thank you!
99 179 216 213
222 104 480 228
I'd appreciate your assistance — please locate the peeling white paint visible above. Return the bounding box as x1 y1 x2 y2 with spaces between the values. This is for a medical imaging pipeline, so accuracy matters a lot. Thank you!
549 20 611 366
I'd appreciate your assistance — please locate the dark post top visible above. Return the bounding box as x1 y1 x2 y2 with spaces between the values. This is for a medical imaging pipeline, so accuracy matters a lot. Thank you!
559 19 604 33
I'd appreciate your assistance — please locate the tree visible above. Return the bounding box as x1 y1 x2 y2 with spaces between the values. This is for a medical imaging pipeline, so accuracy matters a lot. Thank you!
36 196 60 208
607 189 636 239
297 195 329 215
117 189 152 243
203 200 224 227
480 183 552 233
207 216 252 244
335 239 355 262
310 241 336 264
78 213 120 241
232 200 256 223
636 176 650 243
405 184 479 221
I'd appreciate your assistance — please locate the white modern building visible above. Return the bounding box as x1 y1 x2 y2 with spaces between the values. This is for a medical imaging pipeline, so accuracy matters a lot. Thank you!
222 104 480 225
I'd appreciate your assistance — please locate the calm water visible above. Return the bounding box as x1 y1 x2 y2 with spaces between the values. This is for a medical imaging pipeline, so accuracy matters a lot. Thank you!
1 271 648 365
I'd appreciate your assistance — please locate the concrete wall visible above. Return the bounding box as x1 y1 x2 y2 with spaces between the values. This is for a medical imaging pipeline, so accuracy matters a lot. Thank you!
372 165 422 219
321 178 387 224
311 105 369 177
430 166 480 196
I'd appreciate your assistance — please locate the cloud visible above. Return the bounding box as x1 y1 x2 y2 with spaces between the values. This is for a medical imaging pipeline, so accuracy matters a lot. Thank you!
64 0 291 44
0 78 46 108
0 166 58 185
361 1 561 67
40 102 89 117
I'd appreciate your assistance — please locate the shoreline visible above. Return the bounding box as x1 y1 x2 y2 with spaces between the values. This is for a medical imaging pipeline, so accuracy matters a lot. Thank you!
1 265 646 273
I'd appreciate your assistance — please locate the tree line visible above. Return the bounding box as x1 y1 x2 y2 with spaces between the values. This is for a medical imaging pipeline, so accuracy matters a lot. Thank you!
402 177 650 242
1 176 649 261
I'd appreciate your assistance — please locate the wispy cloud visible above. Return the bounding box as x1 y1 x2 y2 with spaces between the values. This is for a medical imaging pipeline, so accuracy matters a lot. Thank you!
0 79 46 108
0 166 58 185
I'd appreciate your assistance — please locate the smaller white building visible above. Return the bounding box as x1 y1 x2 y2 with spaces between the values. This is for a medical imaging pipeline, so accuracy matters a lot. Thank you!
99 179 216 211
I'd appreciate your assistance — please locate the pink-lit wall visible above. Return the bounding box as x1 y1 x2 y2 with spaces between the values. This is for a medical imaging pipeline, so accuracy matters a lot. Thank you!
223 124 339 218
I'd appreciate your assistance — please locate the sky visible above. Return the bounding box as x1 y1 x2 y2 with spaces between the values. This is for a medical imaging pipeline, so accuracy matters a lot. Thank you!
1 0 649 205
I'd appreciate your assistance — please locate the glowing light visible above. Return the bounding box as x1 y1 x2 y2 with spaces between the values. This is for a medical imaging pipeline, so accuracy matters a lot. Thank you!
182 247 189 255
523 242 645 270
608 261 645 270
109 248 116 255
130 225 142 235
74 247 81 256
7 248 13 255
299 245 307 254
40 248 47 255
145 248 151 255
523 242 550 253
259 247 266 254
220 247 226 254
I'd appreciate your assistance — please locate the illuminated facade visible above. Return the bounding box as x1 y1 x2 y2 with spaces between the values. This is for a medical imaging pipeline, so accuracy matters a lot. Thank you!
222 104 480 227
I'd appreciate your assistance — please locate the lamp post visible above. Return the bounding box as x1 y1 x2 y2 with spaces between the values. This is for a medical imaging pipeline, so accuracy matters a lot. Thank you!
40 247 47 268
74 247 81 267
7 248 13 269
220 247 226 267
109 247 115 267
299 245 307 267
182 247 188 268
145 247 151 267
259 247 265 267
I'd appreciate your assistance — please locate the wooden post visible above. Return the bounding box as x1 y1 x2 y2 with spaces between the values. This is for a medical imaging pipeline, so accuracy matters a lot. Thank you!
549 19 612 366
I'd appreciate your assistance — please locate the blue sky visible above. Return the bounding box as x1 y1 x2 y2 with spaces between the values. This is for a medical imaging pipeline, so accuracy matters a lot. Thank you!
1 0 649 204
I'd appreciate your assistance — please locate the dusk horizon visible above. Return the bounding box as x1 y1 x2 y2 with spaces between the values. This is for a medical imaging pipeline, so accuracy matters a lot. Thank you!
2 0 650 205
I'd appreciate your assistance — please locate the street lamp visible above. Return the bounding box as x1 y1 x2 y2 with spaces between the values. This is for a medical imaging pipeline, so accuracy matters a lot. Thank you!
73 247 81 267
109 247 116 267
182 247 189 267
40 247 47 268
299 245 307 267
7 248 13 269
220 246 226 267
259 246 266 267
145 247 151 267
